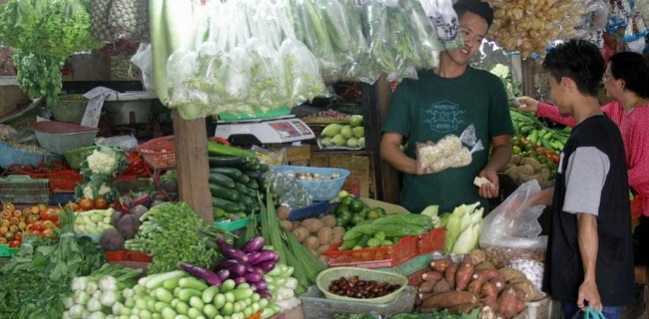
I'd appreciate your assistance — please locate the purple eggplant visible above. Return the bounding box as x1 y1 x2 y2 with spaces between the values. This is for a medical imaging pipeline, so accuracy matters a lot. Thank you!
242 236 265 253
257 288 272 300
252 267 264 275
234 277 247 285
244 272 263 283
255 280 268 290
249 250 277 266
246 252 261 264
216 269 231 281
227 263 247 277
217 237 248 262
178 262 222 287
257 261 276 273
249 283 258 292
218 259 243 269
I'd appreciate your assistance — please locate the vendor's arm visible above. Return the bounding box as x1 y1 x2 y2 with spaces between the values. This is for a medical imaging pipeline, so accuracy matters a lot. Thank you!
516 96 577 127
380 132 425 175
530 188 554 206
577 213 601 311
479 135 512 198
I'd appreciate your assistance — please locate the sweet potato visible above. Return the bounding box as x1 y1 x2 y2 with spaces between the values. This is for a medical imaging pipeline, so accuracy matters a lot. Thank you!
469 249 486 265
466 278 484 295
480 282 498 299
507 275 530 286
444 262 459 289
448 302 482 315
497 288 518 319
498 267 527 283
421 291 478 309
482 296 499 310
513 280 543 301
422 270 444 282
474 261 496 271
432 278 451 293
455 254 475 291
430 258 452 273
490 276 506 293
472 269 501 282
419 280 437 293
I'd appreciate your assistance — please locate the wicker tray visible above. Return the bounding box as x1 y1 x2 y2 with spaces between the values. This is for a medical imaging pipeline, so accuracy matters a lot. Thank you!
316 267 408 304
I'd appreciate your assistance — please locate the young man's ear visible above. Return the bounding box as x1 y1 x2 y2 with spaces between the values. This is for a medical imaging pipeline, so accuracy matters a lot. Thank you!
561 76 576 92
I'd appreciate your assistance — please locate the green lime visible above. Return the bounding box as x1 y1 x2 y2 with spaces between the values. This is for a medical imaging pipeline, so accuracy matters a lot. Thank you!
375 207 387 216
512 145 521 154
335 205 351 218
350 214 364 226
349 199 365 213
339 210 352 225
341 195 355 206
335 217 347 227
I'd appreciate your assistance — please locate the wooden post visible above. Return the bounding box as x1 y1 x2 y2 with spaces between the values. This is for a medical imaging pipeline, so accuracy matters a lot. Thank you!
375 74 402 204
171 110 213 223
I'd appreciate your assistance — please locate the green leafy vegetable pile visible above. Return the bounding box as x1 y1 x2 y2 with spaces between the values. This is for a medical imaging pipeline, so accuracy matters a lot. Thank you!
12 49 66 105
124 202 231 274
0 208 105 319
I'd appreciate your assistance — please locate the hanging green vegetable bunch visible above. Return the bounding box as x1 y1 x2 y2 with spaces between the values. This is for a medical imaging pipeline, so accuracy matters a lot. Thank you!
0 0 101 105
0 0 101 57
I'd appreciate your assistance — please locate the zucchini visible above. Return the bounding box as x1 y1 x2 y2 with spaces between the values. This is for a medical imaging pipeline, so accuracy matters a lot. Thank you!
210 167 243 179
233 182 249 194
208 173 235 188
212 197 242 213
244 170 262 181
239 195 254 207
247 180 259 190
207 141 255 158
259 163 269 172
246 188 258 199
209 156 247 167
236 173 250 184
209 184 239 202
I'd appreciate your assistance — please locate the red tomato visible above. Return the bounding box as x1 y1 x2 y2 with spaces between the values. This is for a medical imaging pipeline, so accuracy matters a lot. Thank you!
42 228 55 238
30 230 42 237
94 197 109 210
40 209 53 221
54 219 61 228
41 220 56 230
8 240 20 248
33 221 42 231
14 232 22 241
79 198 94 211
65 202 80 212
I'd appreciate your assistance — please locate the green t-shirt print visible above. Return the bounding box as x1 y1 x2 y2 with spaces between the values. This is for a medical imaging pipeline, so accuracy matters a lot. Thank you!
381 68 514 214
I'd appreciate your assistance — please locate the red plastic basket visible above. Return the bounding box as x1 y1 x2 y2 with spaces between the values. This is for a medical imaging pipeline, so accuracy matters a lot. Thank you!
48 171 82 193
138 136 176 170
417 228 446 255
326 236 418 269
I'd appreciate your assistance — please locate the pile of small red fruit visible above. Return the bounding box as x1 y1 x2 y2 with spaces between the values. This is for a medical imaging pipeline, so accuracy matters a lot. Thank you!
0 203 61 248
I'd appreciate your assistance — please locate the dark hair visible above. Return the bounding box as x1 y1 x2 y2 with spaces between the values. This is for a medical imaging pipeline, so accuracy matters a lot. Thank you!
610 52 649 98
542 40 604 97
453 0 494 27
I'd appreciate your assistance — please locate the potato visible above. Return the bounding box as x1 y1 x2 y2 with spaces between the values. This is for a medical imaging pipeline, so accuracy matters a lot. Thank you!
309 248 318 257
319 255 328 264
332 226 345 235
505 166 522 180
321 215 336 228
316 244 331 256
281 220 293 231
317 227 333 245
276 206 291 220
302 218 323 233
292 227 310 243
332 232 344 244
304 236 320 250
521 158 542 172
518 164 535 175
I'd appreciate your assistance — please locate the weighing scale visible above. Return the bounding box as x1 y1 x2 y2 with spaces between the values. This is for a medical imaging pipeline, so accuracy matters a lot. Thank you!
214 114 315 145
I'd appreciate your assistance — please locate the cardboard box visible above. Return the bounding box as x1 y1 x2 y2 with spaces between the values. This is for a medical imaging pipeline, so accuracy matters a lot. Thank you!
360 197 409 214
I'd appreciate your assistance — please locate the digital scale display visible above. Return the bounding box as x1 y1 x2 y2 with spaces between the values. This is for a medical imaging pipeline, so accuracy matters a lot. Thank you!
215 115 315 144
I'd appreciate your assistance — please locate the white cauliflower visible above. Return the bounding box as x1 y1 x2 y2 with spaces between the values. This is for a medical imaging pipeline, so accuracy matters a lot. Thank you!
86 149 118 175
82 182 114 200
489 63 510 79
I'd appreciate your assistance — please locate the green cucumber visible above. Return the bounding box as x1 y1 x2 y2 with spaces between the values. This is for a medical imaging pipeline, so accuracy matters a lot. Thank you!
209 184 240 202
244 170 262 181
210 167 243 179
208 156 247 167
208 173 236 188
212 197 241 213
233 182 248 194
247 180 259 190
236 173 250 184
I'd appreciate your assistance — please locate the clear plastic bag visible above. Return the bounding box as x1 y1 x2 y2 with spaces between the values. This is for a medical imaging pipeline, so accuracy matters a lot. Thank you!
131 43 155 93
419 0 458 41
416 124 484 174
95 135 138 151
265 170 313 209
479 180 547 248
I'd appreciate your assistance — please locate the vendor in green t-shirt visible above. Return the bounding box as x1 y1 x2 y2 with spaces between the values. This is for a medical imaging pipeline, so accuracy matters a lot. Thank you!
380 0 514 214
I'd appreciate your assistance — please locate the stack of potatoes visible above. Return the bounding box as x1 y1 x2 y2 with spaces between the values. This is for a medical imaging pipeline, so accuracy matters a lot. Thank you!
503 156 552 187
276 207 345 264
